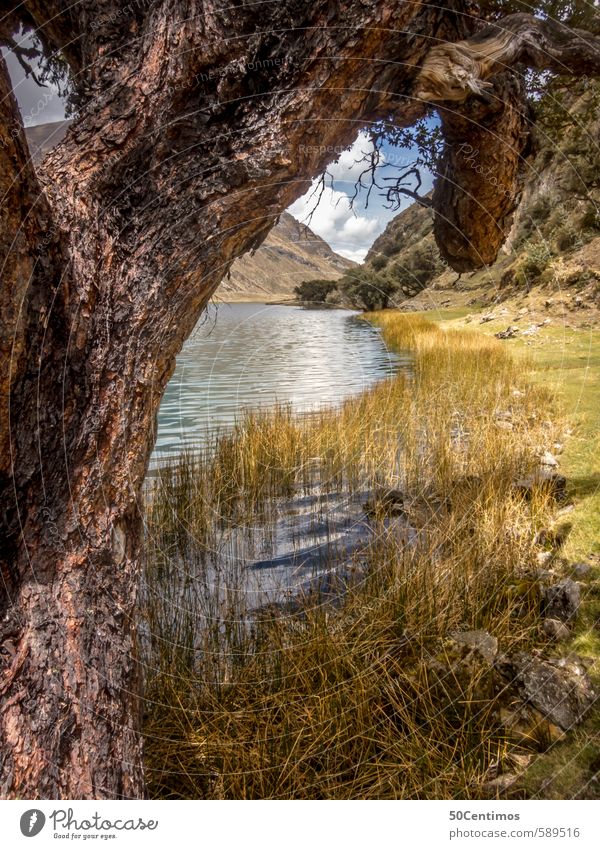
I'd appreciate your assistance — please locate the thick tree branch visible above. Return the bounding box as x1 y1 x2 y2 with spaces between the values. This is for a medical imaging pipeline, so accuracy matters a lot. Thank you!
431 72 533 271
415 12 600 103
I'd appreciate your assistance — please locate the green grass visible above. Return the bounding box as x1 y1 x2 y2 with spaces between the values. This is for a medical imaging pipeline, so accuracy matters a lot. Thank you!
519 327 600 560
516 326 600 799
444 316 600 799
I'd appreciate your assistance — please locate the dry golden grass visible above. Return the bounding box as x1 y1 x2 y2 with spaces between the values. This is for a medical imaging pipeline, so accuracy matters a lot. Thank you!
141 312 562 799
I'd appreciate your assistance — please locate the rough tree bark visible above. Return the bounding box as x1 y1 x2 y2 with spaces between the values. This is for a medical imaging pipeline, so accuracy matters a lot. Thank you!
1 0 600 799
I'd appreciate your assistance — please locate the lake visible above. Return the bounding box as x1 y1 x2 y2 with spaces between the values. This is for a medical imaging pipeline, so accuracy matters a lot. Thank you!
153 302 405 462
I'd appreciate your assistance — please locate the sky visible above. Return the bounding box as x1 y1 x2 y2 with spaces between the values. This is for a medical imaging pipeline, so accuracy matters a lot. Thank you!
288 134 433 261
4 44 433 262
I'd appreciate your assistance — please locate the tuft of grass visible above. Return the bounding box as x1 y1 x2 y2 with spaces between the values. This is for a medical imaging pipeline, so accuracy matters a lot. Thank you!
141 312 563 799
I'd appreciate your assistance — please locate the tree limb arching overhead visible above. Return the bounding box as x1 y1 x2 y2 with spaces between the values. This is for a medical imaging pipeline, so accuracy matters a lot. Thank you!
2 0 600 799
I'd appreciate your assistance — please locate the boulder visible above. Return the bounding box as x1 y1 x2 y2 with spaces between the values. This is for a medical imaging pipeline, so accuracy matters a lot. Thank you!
498 702 564 750
536 551 553 567
513 470 567 502
495 326 519 339
449 630 499 665
540 451 559 468
543 618 571 642
482 773 520 794
423 631 498 706
571 561 592 580
541 578 580 623
495 652 596 731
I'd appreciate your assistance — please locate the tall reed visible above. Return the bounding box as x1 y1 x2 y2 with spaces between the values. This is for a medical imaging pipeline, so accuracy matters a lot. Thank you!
141 312 561 799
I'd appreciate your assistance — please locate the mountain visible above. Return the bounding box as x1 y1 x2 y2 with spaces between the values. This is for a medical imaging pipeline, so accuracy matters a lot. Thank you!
221 212 355 300
24 121 354 301
363 192 442 297
24 120 71 160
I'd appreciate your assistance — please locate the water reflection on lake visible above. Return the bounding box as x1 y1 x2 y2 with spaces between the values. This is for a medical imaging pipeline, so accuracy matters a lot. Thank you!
153 302 407 463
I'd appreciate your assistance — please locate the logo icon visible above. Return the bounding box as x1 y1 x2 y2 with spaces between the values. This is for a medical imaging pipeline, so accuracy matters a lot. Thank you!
20 810 46 837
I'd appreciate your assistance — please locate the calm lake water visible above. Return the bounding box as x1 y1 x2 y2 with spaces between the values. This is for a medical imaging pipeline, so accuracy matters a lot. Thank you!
153 302 404 462
147 302 410 611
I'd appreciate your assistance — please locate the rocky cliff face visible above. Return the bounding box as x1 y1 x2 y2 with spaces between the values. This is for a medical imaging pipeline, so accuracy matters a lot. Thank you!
25 122 355 302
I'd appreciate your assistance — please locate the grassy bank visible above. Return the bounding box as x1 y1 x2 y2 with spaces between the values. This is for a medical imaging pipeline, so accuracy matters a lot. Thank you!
141 313 567 799
455 316 600 799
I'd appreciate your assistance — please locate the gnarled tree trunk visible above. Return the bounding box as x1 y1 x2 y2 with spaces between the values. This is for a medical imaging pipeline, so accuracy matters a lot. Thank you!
1 0 600 799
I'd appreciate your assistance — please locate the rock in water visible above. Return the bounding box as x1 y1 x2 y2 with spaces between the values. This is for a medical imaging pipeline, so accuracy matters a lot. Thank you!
364 488 405 517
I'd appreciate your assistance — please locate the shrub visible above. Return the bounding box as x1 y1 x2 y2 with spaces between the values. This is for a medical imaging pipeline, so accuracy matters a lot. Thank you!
528 198 551 224
553 224 582 253
294 278 338 302
370 253 388 271
513 240 554 289
339 267 400 311
580 205 600 232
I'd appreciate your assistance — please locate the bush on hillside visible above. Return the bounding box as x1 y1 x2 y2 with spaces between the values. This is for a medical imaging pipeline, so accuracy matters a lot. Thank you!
580 205 600 232
370 254 388 271
553 223 582 253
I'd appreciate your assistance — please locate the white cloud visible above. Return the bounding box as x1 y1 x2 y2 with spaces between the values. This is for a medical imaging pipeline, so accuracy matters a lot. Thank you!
337 246 372 263
288 184 381 262
326 132 384 184
288 133 387 262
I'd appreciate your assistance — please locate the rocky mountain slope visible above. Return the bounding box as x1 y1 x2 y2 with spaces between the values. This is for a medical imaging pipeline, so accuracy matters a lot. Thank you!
221 211 354 300
24 121 354 301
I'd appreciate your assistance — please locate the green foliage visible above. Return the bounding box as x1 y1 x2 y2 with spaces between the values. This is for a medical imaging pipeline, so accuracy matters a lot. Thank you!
580 205 600 231
479 1 600 31
367 117 443 175
370 254 388 271
387 241 445 292
340 267 399 311
552 223 582 253
527 198 551 225
514 239 554 287
534 81 600 198
293 278 338 303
